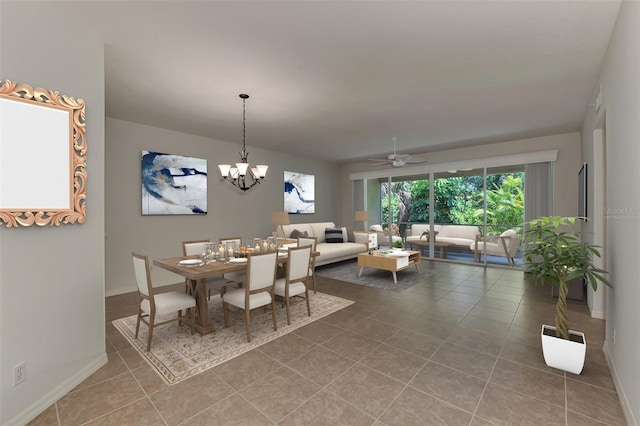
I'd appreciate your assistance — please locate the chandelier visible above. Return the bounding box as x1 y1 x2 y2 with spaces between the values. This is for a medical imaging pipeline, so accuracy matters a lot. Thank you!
218 94 268 191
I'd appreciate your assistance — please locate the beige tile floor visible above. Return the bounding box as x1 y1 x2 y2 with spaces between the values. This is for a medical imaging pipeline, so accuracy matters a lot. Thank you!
29 261 627 425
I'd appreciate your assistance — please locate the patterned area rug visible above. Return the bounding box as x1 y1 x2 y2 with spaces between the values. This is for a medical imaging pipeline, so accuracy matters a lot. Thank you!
113 292 353 384
315 259 436 292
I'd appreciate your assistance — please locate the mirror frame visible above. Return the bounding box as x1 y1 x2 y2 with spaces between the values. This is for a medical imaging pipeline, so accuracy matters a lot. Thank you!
0 80 86 227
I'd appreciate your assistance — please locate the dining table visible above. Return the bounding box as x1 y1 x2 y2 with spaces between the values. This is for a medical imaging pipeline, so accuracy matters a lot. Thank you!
153 249 317 335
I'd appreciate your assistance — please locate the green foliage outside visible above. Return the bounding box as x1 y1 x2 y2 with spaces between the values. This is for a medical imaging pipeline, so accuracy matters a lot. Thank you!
381 173 524 235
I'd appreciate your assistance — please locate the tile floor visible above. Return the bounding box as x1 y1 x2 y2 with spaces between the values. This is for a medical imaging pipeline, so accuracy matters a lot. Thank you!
29 261 627 425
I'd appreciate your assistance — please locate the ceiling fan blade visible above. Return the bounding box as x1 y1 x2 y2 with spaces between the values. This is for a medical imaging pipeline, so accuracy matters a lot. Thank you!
368 160 391 166
404 156 427 164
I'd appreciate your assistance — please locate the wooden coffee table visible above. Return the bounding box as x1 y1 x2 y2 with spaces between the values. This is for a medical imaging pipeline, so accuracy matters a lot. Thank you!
357 250 421 284
406 240 454 259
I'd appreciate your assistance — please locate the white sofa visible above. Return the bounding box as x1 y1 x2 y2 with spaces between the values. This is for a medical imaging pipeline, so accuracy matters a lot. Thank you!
406 224 480 250
277 222 372 266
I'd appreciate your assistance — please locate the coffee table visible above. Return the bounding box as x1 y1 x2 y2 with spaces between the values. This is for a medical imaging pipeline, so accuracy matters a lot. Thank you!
357 250 421 284
406 240 454 259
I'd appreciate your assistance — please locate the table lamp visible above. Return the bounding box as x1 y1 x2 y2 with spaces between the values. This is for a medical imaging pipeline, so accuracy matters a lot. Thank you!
272 211 290 237
354 211 369 232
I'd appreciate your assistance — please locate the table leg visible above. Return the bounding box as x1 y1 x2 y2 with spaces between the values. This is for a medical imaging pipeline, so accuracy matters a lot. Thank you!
392 271 398 284
191 278 215 335
359 266 364 277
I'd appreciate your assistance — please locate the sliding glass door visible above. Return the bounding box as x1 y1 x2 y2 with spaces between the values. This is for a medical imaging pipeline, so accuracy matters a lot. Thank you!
353 156 554 269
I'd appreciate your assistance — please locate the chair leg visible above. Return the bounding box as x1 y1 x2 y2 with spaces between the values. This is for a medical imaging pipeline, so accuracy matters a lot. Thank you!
271 298 278 332
134 310 142 338
189 307 195 335
146 313 155 352
309 267 317 294
245 309 252 342
285 296 291 325
305 288 311 317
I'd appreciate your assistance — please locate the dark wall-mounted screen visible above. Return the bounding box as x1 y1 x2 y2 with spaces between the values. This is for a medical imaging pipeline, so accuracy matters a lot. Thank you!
578 163 587 219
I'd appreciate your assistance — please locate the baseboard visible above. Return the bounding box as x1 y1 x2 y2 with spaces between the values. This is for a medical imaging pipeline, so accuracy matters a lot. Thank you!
106 280 184 297
603 340 637 426
590 308 606 320
7 353 108 426
106 285 136 297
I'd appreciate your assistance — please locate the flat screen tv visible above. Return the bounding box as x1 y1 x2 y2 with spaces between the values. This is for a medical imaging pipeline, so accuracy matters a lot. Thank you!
578 163 587 219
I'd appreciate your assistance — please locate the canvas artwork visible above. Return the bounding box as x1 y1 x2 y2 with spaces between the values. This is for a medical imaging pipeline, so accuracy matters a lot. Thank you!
284 171 315 214
141 151 207 215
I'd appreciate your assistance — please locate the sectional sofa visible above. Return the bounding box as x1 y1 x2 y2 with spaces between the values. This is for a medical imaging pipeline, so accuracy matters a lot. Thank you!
276 221 373 266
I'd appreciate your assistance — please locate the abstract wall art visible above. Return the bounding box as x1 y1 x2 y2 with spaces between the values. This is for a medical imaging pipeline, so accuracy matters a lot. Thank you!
284 171 315 214
141 151 207 215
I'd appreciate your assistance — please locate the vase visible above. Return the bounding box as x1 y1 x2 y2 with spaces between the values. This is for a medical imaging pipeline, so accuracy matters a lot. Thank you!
540 324 586 374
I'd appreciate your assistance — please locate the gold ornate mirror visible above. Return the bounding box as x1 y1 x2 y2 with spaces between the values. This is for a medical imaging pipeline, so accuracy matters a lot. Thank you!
0 80 86 227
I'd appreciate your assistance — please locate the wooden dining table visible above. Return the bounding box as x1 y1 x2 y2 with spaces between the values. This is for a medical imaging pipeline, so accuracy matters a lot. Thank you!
153 250 317 335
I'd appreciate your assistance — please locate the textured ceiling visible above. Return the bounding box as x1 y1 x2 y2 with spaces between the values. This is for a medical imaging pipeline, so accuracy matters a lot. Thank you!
60 1 620 162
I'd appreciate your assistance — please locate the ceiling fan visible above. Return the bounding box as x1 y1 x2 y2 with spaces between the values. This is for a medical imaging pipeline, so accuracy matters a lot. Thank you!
368 137 427 167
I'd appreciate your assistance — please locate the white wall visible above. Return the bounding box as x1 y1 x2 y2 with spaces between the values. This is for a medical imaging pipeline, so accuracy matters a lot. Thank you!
338 132 582 226
0 2 106 424
106 118 340 295
582 2 640 423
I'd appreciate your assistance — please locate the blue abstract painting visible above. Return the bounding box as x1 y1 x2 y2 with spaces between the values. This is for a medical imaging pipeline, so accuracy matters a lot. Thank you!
141 151 207 215
284 171 315 214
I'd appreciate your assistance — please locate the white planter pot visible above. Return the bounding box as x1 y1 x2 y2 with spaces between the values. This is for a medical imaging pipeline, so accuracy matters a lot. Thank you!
540 324 586 374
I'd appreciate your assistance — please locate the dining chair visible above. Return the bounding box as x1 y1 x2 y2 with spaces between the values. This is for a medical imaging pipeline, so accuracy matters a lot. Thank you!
219 236 246 285
182 239 234 299
274 245 312 325
132 251 196 351
222 251 278 342
297 236 317 294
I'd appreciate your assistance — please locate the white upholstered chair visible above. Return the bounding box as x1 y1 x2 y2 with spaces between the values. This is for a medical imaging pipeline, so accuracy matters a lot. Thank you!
222 251 278 342
274 245 312 325
219 237 247 285
297 236 317 294
182 240 234 299
471 229 521 265
132 251 196 351
369 224 402 247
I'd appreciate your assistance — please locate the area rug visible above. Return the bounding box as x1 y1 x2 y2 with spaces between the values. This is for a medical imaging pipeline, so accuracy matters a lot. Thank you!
112 292 353 384
315 259 436 292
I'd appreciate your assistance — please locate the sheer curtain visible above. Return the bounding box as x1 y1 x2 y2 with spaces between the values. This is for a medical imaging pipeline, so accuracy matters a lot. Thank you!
524 161 554 270
524 162 554 222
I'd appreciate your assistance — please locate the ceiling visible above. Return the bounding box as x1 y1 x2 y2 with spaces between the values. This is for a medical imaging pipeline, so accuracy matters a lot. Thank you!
60 1 620 163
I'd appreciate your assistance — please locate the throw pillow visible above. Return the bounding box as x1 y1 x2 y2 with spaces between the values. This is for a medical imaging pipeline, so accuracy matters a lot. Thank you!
345 227 355 242
289 229 303 239
341 227 349 243
325 227 344 243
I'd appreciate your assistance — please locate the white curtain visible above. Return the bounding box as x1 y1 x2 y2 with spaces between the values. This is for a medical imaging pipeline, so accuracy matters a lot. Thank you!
524 161 554 270
524 161 554 222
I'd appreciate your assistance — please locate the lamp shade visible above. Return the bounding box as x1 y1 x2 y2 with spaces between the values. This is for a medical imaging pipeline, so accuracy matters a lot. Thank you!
272 211 290 226
354 211 369 222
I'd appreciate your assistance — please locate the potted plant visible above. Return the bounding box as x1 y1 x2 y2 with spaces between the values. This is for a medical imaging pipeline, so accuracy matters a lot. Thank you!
523 216 610 374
